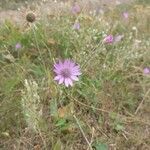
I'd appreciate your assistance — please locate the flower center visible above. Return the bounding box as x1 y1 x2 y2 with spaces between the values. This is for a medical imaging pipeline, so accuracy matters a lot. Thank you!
61 68 71 78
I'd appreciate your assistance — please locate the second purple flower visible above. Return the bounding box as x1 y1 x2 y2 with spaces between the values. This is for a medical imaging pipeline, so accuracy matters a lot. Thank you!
103 35 114 44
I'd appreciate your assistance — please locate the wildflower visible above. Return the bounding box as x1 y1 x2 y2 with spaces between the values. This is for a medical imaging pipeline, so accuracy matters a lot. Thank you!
143 67 150 75
71 3 81 15
103 35 114 44
123 12 129 19
73 22 80 30
15 43 21 49
114 35 124 43
54 59 81 87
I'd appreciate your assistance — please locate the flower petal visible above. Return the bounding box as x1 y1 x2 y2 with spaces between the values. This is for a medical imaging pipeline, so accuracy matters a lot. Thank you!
54 63 58 69
64 78 69 87
58 60 64 67
70 62 76 68
64 59 70 66
54 75 62 81
72 65 80 70
67 78 73 86
58 77 64 84
72 71 82 76
71 75 79 81
54 69 61 74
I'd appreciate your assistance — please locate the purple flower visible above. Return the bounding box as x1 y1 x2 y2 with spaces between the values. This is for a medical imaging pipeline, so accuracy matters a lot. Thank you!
15 43 21 49
71 3 81 15
143 67 150 75
103 35 114 44
73 22 80 30
54 59 81 87
123 12 129 19
114 35 124 43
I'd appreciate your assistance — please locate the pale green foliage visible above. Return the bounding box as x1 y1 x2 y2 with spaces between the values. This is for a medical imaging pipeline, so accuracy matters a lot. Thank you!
21 79 42 132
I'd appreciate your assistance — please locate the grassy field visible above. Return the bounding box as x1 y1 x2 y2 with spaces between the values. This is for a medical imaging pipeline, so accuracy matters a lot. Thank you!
0 0 150 149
